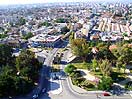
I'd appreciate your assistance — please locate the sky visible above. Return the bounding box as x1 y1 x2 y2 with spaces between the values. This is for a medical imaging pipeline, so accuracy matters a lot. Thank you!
0 0 131 5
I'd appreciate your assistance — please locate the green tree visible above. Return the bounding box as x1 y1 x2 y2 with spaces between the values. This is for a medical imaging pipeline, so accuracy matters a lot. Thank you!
41 21 52 27
16 50 41 80
69 31 74 44
0 49 41 97
0 34 8 39
116 60 123 73
13 76 33 95
0 74 15 97
61 26 70 34
0 44 13 67
98 76 113 91
71 38 91 62
64 64 76 75
19 17 26 25
112 44 132 73
98 59 112 76
0 66 16 97
98 45 115 61
23 32 33 40
55 18 68 23
92 58 98 72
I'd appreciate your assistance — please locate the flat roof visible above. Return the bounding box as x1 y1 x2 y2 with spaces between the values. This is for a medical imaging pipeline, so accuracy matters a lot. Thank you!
29 34 61 42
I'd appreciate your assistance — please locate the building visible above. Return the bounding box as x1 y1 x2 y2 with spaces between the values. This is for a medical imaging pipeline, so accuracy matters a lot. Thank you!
29 34 62 48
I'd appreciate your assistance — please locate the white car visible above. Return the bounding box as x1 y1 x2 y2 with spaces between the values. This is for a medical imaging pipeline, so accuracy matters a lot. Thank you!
32 94 38 99
42 88 46 93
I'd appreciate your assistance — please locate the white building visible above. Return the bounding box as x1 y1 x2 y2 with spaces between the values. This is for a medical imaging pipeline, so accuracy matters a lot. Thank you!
29 34 62 47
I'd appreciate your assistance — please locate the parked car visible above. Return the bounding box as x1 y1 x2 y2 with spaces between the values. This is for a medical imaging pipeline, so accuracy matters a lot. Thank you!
52 74 59 80
32 94 38 99
103 93 111 96
42 88 46 93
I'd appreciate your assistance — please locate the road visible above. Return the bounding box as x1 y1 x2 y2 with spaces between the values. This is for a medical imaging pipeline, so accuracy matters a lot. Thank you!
38 46 132 99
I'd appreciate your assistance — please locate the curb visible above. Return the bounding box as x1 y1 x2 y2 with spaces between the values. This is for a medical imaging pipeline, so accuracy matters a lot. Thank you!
129 91 132 97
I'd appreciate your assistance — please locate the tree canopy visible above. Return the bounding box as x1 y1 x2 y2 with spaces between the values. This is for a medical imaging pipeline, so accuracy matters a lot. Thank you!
64 64 76 75
61 26 70 34
23 32 33 40
55 18 68 23
0 44 13 67
0 47 41 98
71 38 91 62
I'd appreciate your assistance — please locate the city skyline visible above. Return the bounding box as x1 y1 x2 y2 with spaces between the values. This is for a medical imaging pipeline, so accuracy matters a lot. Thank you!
0 0 131 5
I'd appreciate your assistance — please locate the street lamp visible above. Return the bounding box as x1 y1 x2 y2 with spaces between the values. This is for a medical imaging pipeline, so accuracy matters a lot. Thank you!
95 77 101 99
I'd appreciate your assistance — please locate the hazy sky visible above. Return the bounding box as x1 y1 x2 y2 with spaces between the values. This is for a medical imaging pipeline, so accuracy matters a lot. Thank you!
0 0 130 5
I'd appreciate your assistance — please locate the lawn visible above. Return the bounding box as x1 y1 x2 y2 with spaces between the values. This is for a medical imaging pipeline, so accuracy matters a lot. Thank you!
52 64 60 72
90 71 102 78
72 62 92 69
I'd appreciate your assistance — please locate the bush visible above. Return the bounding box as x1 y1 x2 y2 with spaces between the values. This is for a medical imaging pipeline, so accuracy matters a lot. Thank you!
72 78 79 86
125 81 132 90
81 80 95 88
64 64 76 75
110 72 119 81
0 34 8 39
98 76 113 91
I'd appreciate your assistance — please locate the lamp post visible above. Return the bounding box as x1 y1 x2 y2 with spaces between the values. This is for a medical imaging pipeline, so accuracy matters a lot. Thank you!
95 77 101 99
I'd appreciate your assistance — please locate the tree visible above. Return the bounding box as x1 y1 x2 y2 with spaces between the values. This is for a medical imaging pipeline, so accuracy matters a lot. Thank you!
19 17 26 25
23 32 33 40
0 34 8 39
71 38 91 62
0 74 15 97
13 76 33 95
116 60 123 73
41 21 52 27
92 58 98 72
112 44 132 73
97 45 115 61
98 76 113 91
98 59 112 76
69 31 74 44
61 26 70 34
0 44 13 67
15 50 41 81
64 64 76 75
0 49 41 97
55 18 68 23
0 66 16 97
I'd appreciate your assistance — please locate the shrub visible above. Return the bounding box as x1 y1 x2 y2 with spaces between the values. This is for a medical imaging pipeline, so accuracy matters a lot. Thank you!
98 76 113 91
125 81 132 90
64 64 76 75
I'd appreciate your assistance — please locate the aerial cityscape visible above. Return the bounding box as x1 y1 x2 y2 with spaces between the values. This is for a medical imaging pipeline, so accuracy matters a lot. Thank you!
0 0 132 99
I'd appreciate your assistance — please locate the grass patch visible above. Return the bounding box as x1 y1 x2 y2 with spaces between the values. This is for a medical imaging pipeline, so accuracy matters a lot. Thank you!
85 87 97 91
62 48 69 51
130 70 132 73
112 67 125 73
72 62 92 69
52 64 60 72
90 71 102 78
